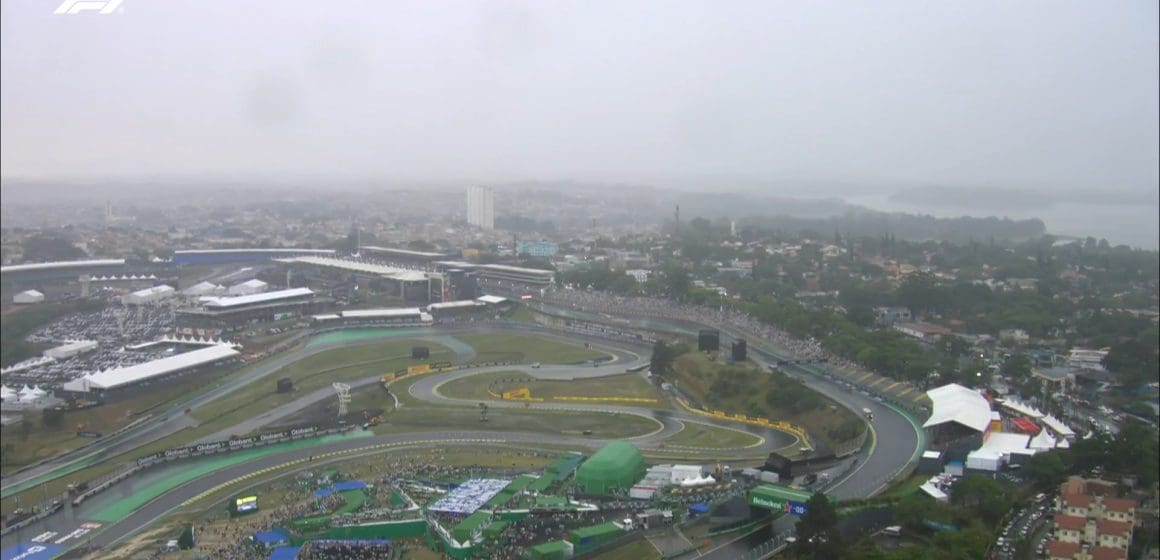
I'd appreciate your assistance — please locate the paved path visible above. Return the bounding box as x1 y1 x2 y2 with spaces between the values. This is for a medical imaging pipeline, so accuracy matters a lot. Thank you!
193 333 649 444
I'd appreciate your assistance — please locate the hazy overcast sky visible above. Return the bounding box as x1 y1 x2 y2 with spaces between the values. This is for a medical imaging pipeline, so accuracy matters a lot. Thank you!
2 0 1157 195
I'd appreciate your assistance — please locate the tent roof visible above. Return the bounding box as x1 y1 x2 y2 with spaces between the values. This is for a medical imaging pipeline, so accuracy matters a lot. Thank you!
65 344 239 390
1 259 124 273
127 285 175 298
922 383 992 433
920 482 948 500
183 281 222 295
1041 414 1076 438
1029 430 1057 450
276 256 429 282
980 432 1033 456
202 287 313 308
995 398 1045 419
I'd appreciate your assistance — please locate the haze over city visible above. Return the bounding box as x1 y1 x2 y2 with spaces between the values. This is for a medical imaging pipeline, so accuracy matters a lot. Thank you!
2 4 1159 560
2 0 1157 202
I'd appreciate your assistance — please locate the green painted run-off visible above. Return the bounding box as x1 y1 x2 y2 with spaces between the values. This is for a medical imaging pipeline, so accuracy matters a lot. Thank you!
86 432 371 522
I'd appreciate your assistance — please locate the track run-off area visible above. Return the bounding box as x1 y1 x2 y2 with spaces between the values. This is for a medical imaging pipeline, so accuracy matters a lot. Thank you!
0 315 922 558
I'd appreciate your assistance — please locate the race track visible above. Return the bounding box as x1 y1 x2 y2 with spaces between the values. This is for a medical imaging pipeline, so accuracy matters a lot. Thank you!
3 314 922 557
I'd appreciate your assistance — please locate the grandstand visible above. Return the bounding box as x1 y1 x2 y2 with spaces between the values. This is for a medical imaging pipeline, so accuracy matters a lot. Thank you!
60 343 240 396
177 287 327 332
171 248 335 266
433 261 554 288
426 296 511 318
312 307 432 327
359 246 447 268
427 300 485 314
1 259 128 292
1 259 126 277
276 256 434 302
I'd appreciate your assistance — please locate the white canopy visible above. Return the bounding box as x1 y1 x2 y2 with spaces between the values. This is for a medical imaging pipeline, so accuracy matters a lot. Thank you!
923 383 993 433
1041 414 1076 439
62 344 239 392
920 481 949 501
1028 430 1057 450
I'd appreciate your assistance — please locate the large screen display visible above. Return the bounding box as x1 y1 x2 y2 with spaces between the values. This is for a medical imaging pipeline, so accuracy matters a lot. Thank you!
235 496 258 513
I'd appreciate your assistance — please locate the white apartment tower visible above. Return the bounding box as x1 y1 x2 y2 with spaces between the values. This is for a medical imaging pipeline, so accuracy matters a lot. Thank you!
466 186 494 230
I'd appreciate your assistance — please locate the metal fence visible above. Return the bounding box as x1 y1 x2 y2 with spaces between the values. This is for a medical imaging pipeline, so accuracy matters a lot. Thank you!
740 531 795 560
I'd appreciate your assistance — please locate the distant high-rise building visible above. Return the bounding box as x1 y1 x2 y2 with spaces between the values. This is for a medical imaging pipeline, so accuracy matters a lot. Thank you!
466 186 494 230
517 241 558 258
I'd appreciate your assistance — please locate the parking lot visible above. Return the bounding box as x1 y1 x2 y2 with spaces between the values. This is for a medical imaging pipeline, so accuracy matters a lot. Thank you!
994 492 1055 559
2 304 176 389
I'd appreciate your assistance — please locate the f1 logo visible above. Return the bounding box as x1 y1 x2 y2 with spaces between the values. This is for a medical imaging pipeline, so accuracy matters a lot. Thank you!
54 0 123 15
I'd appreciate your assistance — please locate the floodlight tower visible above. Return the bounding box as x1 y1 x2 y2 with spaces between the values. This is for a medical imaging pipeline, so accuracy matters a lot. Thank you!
115 308 127 338
333 382 352 418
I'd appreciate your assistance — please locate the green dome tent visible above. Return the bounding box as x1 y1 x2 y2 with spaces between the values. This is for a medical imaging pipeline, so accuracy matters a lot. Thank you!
574 441 645 495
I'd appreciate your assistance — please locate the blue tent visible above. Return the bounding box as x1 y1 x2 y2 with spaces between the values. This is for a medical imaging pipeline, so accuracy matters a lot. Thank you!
268 546 300 560
314 487 333 498
254 530 290 546
332 480 367 491
688 503 710 515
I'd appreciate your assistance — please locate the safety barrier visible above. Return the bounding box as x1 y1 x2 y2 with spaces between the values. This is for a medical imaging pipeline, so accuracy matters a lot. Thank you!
830 426 870 458
553 396 659 404
484 384 659 405
486 386 543 402
674 398 811 448
66 425 356 509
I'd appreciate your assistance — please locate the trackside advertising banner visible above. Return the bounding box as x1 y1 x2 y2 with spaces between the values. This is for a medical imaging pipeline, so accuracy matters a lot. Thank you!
136 426 321 466
228 436 258 448
1 543 64 560
260 430 289 442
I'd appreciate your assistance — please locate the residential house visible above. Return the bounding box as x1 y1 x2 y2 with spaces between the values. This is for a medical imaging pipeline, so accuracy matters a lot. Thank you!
1046 478 1137 560
893 322 952 342
999 328 1030 344
874 306 912 326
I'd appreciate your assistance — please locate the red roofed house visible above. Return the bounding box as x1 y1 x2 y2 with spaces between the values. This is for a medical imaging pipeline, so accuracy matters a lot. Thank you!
1096 519 1133 550
1101 498 1136 524
1045 540 1081 560
1055 515 1089 544
1089 546 1129 560
1063 493 1094 518
1054 478 1138 556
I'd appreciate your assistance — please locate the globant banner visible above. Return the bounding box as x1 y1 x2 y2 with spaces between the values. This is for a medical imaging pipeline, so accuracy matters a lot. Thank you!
137 426 321 467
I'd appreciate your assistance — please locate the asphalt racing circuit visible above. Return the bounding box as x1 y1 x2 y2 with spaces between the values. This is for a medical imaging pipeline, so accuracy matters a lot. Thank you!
1 313 923 559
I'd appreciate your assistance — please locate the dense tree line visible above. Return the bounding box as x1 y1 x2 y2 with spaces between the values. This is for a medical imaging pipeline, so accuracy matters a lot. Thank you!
787 478 1005 560
1023 418 1159 489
